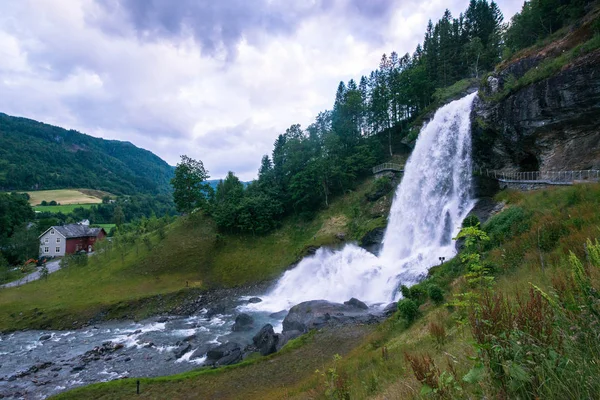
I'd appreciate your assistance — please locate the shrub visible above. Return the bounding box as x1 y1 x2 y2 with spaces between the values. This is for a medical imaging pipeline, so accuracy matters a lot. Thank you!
428 284 445 304
397 298 419 323
365 176 393 202
484 206 530 247
462 215 479 228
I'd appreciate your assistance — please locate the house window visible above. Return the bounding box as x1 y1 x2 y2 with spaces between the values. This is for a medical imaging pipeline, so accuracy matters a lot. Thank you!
45 238 49 243
56 237 61 243
56 247 60 253
44 247 49 253
50 229 55 235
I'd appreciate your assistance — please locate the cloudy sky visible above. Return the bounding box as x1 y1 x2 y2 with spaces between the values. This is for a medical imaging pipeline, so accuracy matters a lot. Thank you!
0 0 523 180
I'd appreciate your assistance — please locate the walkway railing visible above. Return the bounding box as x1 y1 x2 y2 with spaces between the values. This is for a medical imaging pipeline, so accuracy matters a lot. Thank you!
474 168 600 184
373 163 404 174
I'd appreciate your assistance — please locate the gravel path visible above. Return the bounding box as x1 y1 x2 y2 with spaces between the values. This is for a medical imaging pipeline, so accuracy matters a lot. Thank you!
0 259 61 288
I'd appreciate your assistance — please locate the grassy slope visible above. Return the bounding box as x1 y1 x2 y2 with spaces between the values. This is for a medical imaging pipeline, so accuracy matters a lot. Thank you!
0 178 391 331
56 183 600 399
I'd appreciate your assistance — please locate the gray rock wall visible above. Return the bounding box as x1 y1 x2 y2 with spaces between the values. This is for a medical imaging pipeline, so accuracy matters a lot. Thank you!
472 49 600 173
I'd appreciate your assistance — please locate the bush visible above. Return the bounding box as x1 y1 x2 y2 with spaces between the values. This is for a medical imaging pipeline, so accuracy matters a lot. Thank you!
428 284 444 304
49 200 57 206
462 215 480 228
397 298 419 323
484 206 530 247
365 176 393 202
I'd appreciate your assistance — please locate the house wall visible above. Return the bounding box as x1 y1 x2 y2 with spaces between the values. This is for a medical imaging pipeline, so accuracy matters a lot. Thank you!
65 235 103 254
39 228 66 257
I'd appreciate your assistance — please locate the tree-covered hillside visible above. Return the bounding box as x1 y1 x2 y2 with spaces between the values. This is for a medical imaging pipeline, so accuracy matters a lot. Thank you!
0 113 174 195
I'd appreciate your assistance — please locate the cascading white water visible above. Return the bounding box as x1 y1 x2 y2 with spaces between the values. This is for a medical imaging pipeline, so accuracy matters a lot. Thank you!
251 93 477 313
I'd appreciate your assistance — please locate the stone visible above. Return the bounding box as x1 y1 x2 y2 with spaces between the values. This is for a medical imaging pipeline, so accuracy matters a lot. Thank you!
344 298 369 310
335 232 346 241
39 334 51 341
71 364 86 372
205 342 243 367
383 302 398 316
231 313 254 332
247 297 262 303
269 310 288 319
282 300 378 333
252 324 279 356
173 343 191 359
156 316 169 323
472 50 600 176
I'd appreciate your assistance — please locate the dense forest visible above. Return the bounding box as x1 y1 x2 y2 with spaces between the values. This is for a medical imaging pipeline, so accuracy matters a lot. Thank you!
180 0 596 236
0 113 175 195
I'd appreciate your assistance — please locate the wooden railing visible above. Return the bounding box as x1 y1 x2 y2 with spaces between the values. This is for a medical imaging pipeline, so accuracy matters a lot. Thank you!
372 163 404 174
474 168 600 184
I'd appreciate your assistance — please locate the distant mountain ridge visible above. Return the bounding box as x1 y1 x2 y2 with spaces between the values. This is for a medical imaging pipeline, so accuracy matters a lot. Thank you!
0 113 174 195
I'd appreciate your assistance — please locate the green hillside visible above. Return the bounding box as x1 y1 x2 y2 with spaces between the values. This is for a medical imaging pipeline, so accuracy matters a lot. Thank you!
0 113 174 195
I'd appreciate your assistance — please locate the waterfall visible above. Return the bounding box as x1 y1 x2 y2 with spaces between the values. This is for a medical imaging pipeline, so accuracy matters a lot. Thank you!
251 93 477 312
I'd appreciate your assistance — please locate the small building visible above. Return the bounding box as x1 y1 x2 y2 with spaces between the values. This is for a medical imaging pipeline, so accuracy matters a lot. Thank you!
39 224 106 257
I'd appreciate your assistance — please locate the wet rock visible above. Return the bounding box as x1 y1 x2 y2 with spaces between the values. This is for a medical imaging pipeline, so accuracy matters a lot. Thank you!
247 297 262 304
156 316 169 323
205 342 243 366
383 302 398 316
335 232 346 241
252 324 279 356
269 310 288 319
173 343 192 359
344 298 369 310
71 364 86 372
283 300 382 333
123 357 131 362
231 313 254 332
183 334 197 342
189 344 211 360
39 334 51 341
276 330 302 352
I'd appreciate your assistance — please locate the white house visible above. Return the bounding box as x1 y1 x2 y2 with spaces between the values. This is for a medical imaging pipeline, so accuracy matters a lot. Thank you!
39 227 66 257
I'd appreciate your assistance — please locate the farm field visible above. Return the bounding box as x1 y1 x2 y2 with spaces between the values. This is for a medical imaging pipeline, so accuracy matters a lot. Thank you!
24 189 112 206
94 223 115 231
33 204 95 213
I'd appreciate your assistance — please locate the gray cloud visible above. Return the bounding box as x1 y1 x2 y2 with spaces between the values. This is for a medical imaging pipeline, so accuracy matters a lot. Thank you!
95 0 398 58
0 0 524 181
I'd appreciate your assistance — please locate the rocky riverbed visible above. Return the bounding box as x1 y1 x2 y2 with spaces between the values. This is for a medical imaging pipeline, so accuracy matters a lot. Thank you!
0 290 390 399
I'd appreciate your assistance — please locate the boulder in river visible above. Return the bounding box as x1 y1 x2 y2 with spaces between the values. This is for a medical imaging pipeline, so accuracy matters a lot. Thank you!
252 324 278 356
283 299 381 333
173 343 192 359
39 334 51 341
269 310 288 319
232 313 254 331
247 297 262 303
383 302 398 316
344 297 369 310
205 342 243 366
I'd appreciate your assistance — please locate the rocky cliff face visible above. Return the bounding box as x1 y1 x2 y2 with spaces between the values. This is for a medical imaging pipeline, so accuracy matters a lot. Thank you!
472 48 600 173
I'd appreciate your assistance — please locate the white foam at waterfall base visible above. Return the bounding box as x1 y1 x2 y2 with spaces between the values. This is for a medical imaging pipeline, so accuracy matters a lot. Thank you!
250 92 477 313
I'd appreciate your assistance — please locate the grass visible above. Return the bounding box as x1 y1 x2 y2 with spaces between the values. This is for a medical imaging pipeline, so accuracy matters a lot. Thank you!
23 188 112 206
0 177 390 331
34 203 95 213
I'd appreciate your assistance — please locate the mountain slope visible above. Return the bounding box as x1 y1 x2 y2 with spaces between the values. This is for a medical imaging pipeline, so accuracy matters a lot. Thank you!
0 113 174 195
